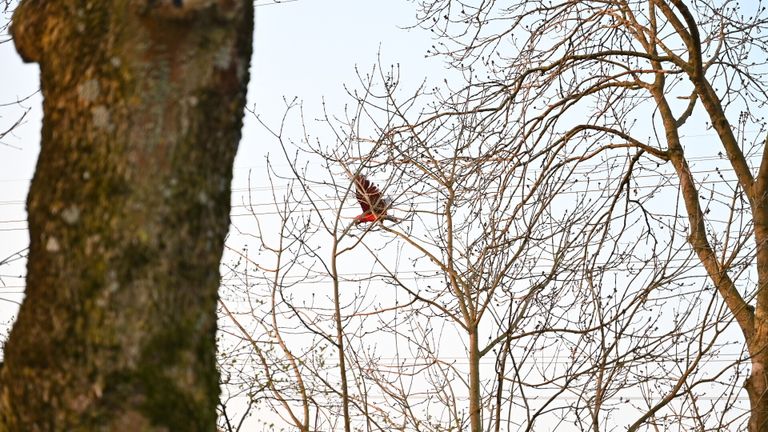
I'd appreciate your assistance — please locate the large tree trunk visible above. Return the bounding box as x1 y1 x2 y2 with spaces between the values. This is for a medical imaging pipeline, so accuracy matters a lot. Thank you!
745 349 768 432
0 1 252 430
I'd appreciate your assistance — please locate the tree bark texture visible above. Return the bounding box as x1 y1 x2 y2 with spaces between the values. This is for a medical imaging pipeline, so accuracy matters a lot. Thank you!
1 1 252 430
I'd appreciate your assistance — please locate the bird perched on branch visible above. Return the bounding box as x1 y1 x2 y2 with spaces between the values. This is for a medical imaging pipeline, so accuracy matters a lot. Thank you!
353 174 398 224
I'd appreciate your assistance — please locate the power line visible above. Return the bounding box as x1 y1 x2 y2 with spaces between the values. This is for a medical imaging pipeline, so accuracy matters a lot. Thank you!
0 165 753 212
0 151 758 185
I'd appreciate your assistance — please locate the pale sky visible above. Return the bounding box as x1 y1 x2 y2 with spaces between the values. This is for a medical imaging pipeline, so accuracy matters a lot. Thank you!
0 0 438 311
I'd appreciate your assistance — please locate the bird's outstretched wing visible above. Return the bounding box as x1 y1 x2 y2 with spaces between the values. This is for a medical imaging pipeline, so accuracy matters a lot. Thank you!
354 174 386 213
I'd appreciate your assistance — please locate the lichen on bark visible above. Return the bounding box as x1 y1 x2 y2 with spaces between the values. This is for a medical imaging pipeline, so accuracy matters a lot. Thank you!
1 1 253 430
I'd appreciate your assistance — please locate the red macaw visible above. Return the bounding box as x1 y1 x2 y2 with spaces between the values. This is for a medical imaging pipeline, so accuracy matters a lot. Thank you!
352 174 396 224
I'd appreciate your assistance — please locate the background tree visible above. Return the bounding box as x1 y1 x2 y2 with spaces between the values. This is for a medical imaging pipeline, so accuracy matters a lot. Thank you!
1 1 253 429
216 62 732 431
410 0 768 430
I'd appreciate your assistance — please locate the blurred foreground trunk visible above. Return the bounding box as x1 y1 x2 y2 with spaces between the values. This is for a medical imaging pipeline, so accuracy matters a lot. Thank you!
0 1 252 430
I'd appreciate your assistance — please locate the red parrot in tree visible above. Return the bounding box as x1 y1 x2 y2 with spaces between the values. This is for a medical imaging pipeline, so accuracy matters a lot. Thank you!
352 174 397 224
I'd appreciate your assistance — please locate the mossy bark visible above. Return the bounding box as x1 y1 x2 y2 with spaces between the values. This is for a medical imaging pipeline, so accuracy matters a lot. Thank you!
0 1 253 430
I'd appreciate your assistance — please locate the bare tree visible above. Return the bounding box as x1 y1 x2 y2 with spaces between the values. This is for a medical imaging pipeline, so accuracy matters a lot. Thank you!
217 103 405 431
339 62 735 432
1 1 253 429
408 0 768 430
216 58 728 431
